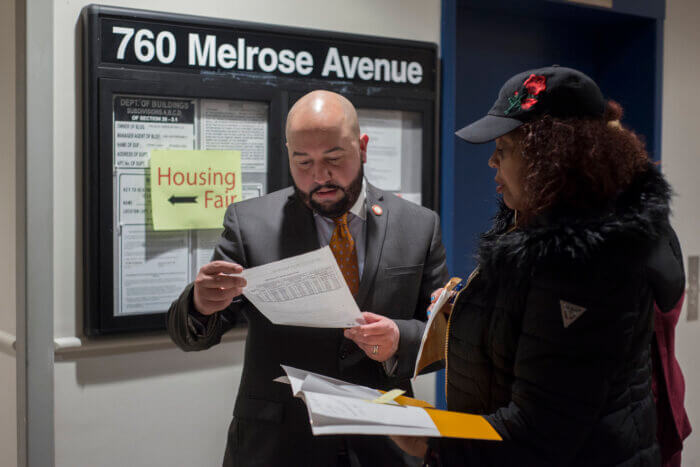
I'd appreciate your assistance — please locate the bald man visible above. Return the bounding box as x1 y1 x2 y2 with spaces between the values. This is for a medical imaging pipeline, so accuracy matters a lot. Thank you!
167 90 448 466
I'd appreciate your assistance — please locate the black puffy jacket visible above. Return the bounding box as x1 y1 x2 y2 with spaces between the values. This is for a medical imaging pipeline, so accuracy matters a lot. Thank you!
431 166 678 466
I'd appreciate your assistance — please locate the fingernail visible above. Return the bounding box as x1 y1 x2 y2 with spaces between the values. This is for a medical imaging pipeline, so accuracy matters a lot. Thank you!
430 296 436 302
427 310 432 317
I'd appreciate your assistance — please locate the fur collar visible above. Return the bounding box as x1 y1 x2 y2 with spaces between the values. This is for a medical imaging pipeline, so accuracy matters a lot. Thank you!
476 165 672 283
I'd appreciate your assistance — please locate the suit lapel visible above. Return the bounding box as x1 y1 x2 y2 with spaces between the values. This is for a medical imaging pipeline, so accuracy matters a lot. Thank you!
357 183 388 309
281 193 320 259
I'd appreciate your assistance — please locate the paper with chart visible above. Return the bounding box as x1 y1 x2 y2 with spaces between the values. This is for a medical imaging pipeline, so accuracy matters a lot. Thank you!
278 366 502 440
241 247 363 327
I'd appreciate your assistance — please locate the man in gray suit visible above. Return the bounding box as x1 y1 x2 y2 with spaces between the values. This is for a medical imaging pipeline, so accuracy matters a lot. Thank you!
167 90 448 466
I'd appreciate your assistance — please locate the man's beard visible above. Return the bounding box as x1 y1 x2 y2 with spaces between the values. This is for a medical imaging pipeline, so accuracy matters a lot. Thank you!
294 166 364 218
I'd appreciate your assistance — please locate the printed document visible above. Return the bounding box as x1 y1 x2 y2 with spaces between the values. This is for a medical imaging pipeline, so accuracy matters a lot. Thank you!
358 109 403 191
241 246 363 327
277 365 502 440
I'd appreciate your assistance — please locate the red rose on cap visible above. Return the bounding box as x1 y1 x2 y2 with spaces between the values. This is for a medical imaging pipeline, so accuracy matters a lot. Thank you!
523 74 546 96
521 98 538 110
505 74 548 115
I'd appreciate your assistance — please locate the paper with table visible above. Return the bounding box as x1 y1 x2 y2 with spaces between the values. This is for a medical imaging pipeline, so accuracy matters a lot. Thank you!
413 277 465 379
277 365 502 440
241 246 363 328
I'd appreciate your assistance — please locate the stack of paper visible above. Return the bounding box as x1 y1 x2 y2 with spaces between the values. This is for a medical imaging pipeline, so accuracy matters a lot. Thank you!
277 366 501 441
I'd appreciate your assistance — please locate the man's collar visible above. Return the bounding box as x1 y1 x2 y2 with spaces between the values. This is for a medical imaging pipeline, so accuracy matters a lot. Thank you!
349 178 367 220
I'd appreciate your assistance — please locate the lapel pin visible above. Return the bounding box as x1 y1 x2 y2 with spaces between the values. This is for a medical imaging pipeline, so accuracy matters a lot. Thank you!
371 204 383 216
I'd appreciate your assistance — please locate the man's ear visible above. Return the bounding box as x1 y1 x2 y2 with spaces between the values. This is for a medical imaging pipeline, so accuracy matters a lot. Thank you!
359 134 369 164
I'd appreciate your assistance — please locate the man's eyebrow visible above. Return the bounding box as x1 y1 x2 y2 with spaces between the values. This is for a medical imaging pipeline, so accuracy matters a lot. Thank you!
292 147 344 157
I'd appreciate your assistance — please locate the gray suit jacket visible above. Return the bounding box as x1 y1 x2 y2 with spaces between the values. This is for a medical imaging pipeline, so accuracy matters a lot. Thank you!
167 183 448 466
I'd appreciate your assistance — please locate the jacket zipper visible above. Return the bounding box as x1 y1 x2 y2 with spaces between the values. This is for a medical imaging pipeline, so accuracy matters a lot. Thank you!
444 222 518 402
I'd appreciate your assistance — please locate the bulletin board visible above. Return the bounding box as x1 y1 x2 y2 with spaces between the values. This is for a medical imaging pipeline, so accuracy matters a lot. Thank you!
82 5 438 335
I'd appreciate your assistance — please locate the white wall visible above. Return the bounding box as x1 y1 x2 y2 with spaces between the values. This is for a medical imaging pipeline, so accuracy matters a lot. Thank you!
662 1 700 465
1 0 17 339
54 341 246 466
19 0 700 465
51 1 440 466
0 0 18 464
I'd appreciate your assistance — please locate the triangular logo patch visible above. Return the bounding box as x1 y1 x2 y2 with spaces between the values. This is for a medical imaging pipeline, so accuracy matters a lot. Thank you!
560 300 586 328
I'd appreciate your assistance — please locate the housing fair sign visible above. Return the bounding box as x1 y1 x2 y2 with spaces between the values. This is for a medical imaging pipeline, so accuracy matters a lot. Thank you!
150 150 242 230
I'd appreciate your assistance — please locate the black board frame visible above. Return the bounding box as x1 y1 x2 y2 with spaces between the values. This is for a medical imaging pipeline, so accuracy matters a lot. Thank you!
82 4 439 335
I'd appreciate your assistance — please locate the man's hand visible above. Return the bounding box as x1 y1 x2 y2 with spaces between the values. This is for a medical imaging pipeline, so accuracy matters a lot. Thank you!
193 261 247 315
343 312 399 362
389 435 429 458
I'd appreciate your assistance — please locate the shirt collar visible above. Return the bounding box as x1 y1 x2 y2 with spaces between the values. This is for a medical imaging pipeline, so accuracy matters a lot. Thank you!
349 179 367 221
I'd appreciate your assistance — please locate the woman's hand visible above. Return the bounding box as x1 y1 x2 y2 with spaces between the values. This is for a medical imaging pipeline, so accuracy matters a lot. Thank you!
389 435 429 458
427 288 444 317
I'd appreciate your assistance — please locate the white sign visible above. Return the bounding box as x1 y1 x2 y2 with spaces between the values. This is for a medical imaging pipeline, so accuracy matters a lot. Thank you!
200 99 269 173
118 226 189 315
359 109 403 191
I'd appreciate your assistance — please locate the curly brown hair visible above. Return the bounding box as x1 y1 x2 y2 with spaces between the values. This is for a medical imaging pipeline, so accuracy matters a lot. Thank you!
515 100 650 221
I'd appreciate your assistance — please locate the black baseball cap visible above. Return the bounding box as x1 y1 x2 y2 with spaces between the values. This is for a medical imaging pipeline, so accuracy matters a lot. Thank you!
456 66 606 144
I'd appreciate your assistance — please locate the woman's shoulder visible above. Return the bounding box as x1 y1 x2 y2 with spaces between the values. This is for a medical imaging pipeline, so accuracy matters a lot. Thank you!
477 167 672 285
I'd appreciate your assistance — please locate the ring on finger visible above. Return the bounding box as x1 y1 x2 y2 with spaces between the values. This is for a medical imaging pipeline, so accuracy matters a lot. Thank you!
372 344 379 355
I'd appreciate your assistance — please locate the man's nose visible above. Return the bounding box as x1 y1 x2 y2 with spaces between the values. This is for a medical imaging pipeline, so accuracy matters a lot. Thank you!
313 163 332 184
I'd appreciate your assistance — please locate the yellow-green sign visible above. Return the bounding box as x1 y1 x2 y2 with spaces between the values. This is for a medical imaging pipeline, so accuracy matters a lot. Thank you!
149 150 242 230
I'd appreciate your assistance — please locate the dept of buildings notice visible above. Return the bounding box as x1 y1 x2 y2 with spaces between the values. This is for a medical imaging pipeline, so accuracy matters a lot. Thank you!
113 95 268 316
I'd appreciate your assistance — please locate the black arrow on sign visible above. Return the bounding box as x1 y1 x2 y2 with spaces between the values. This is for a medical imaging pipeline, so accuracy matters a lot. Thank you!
168 195 198 205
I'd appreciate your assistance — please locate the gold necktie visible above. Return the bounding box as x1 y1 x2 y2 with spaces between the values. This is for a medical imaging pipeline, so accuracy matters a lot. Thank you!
330 213 360 296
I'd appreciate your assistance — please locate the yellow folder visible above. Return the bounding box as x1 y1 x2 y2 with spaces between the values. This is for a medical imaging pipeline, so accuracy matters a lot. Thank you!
386 393 502 441
425 408 502 440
